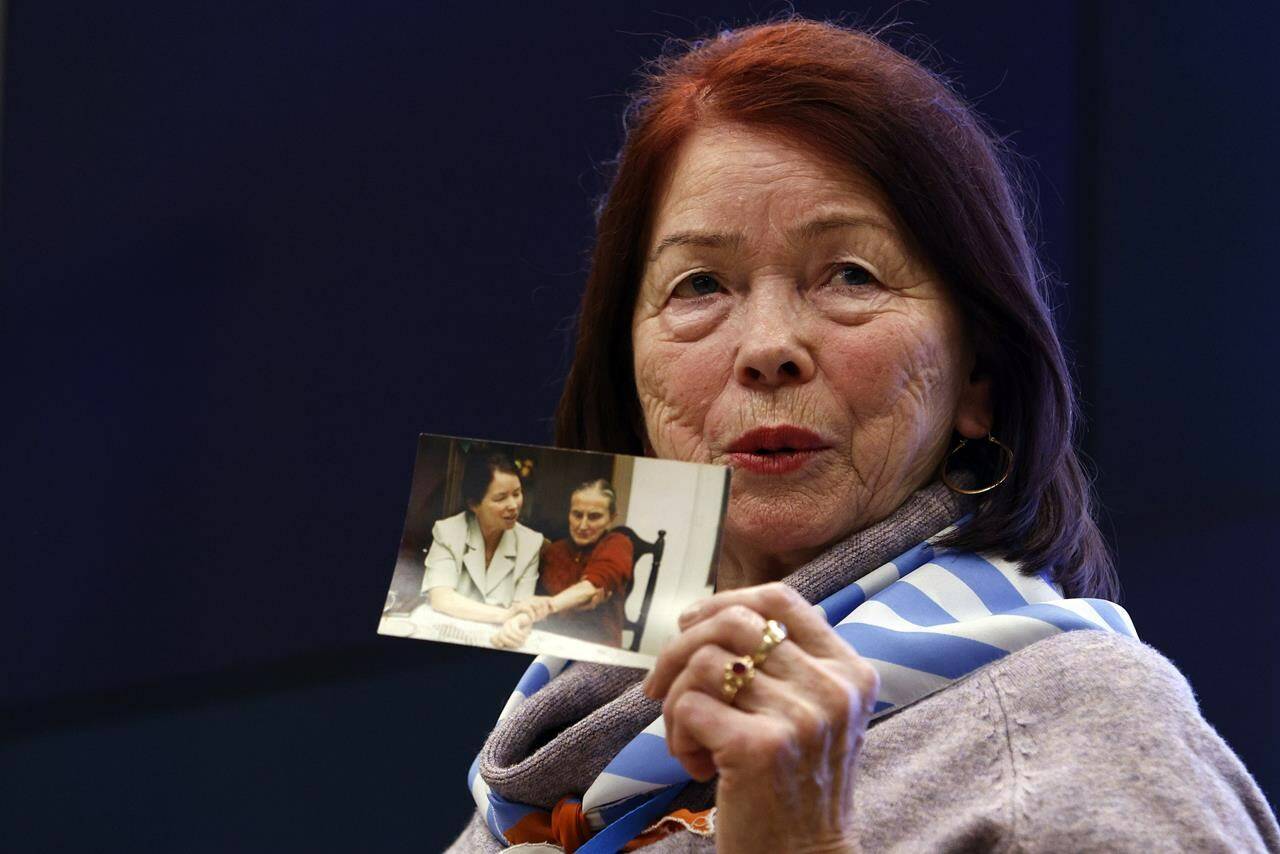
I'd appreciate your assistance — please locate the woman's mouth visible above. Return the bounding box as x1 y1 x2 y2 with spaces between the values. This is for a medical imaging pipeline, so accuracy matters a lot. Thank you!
725 425 832 475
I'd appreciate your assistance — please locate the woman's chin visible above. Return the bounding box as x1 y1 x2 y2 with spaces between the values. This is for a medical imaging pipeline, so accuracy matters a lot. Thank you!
725 493 857 560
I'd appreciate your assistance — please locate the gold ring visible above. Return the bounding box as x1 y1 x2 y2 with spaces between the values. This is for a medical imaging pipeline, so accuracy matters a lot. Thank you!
751 619 789 666
722 655 755 702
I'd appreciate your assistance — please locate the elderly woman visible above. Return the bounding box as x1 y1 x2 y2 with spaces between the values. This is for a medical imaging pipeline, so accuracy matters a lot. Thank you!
450 20 1280 853
420 452 544 624
494 479 635 650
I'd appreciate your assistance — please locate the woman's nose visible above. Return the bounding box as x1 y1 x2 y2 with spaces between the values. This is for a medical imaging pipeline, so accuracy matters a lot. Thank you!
733 294 816 388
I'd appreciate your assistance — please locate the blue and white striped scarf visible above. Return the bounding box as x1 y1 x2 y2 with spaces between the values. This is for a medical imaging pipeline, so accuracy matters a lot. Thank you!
470 527 1136 851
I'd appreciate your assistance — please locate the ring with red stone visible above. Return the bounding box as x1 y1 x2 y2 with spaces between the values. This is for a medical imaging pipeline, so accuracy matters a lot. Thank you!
721 654 756 702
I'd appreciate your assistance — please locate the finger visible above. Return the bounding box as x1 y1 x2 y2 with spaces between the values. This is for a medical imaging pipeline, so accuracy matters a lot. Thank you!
670 665 871 783
677 582 840 653
734 629 881 724
496 629 526 650
666 687 784 781
665 650 814 773
664 639 879 745
662 642 738 759
664 644 794 760
645 605 768 699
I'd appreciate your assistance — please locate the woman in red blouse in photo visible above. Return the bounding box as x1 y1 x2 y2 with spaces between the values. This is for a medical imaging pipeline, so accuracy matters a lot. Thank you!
491 480 634 649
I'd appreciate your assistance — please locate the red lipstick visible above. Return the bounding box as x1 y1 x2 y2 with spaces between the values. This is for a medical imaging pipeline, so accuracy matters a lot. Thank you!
725 426 831 475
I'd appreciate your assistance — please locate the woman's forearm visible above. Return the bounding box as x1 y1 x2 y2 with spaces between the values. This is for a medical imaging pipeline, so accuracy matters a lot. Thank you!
549 579 604 613
427 587 511 623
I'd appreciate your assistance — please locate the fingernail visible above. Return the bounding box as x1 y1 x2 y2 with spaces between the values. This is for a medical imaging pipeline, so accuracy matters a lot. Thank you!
678 603 703 628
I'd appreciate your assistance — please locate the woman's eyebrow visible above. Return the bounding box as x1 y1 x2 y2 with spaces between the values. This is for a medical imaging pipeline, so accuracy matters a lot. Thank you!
647 213 893 263
648 230 742 263
792 214 894 243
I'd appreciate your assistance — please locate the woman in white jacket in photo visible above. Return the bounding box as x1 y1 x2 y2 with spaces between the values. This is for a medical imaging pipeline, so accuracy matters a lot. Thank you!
420 453 544 626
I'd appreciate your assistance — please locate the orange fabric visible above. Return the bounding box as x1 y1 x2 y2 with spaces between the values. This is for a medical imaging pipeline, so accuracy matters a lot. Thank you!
504 800 715 851
537 532 634 646
551 798 594 852
624 808 717 850
502 810 554 846
503 796 593 852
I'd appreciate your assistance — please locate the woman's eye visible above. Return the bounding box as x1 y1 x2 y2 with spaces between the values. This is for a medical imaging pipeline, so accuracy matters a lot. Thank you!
831 263 877 288
671 273 723 299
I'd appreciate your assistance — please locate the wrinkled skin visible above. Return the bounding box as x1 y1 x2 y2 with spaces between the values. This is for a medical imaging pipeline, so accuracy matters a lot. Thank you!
633 123 992 852
568 488 616 548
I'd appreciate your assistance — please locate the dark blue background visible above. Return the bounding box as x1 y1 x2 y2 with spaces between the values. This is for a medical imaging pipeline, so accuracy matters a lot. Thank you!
2 1 1276 849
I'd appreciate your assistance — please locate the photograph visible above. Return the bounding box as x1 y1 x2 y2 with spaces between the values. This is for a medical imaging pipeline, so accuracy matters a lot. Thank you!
379 434 730 667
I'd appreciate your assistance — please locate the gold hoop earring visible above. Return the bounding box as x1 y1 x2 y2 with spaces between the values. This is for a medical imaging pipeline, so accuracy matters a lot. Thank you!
941 433 1014 495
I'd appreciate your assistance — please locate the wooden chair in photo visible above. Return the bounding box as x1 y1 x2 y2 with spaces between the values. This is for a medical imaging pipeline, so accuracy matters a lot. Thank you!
615 526 667 653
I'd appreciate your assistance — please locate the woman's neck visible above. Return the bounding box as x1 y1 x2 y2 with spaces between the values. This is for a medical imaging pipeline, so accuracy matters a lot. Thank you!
569 534 603 554
716 537 824 591
478 521 504 559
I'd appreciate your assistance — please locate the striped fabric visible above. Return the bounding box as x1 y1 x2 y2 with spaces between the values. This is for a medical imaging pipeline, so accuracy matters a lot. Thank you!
471 527 1137 851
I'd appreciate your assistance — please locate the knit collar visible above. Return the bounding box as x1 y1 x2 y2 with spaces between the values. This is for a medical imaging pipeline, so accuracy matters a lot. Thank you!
477 480 971 809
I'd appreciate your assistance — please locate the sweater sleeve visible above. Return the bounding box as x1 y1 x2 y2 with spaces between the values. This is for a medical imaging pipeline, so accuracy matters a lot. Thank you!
582 532 634 596
991 631 1280 853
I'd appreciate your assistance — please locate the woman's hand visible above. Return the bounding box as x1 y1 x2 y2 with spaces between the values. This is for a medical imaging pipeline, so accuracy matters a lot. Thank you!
570 586 610 611
511 595 556 622
491 612 534 649
641 583 878 854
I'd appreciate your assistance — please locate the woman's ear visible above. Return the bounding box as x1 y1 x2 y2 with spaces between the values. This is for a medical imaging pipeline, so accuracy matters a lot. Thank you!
953 366 994 439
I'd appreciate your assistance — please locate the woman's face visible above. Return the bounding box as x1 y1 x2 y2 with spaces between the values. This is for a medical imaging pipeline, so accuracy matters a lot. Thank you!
568 489 615 548
472 471 523 535
631 123 991 562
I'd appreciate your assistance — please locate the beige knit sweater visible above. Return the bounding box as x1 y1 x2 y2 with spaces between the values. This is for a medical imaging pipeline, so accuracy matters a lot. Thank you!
447 485 1280 852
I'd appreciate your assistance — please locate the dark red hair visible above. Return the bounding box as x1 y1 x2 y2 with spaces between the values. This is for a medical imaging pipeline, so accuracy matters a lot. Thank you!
554 18 1117 600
